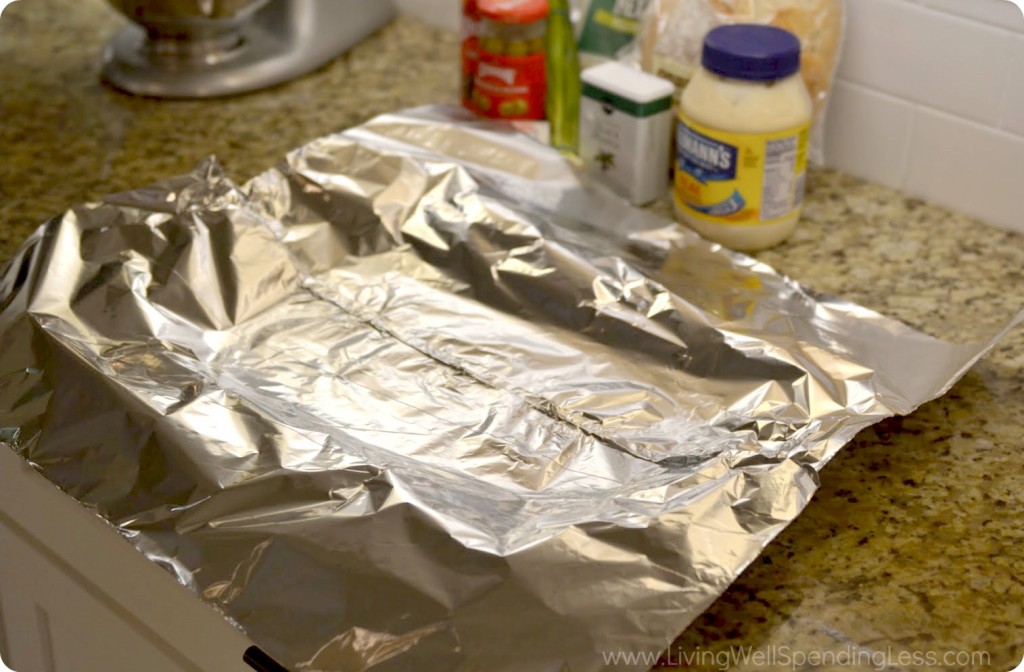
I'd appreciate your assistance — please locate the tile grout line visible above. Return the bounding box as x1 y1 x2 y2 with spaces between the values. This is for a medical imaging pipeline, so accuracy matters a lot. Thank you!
919 0 1024 36
841 0 1019 128
995 38 1019 130
898 104 920 192
843 69 1024 144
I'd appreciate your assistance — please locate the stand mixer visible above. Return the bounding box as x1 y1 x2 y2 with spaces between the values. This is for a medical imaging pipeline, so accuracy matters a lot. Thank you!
101 0 396 98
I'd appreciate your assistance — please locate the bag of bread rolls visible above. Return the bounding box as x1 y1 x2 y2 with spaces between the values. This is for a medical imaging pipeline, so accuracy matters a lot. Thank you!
638 0 844 163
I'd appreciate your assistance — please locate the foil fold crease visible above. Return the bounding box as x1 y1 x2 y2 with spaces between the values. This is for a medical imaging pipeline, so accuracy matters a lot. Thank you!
1 106 1019 671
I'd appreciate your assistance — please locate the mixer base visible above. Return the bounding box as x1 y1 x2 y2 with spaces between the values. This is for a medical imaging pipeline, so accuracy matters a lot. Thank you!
101 0 396 98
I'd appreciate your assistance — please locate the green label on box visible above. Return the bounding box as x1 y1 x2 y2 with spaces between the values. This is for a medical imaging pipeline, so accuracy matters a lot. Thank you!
578 0 652 57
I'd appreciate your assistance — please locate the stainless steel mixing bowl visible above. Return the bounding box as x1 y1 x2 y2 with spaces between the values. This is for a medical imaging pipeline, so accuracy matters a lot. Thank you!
100 0 396 97
106 0 272 58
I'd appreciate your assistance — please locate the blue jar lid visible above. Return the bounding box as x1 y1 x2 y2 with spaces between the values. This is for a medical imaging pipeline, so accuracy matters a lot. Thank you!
701 24 802 82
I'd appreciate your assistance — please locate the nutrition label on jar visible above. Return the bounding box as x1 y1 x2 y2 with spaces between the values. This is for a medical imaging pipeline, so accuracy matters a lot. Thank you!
675 115 809 227
761 135 800 221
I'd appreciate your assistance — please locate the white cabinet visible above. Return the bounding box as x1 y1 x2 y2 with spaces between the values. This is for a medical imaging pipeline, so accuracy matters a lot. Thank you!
0 449 259 672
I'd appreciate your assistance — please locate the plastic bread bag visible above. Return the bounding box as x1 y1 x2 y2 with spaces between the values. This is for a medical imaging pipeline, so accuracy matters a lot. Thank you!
638 0 845 164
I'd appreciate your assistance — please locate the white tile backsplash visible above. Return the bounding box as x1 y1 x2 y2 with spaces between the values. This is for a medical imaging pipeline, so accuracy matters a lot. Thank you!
921 0 1024 33
823 0 1024 233
904 109 1024 231
824 80 914 188
1001 38 1024 134
838 0 1015 125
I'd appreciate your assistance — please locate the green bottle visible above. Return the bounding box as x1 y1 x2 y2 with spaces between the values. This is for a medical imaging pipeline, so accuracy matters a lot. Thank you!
545 0 581 155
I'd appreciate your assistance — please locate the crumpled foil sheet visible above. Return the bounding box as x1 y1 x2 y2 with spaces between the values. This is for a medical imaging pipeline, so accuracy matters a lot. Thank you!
1 106 1020 672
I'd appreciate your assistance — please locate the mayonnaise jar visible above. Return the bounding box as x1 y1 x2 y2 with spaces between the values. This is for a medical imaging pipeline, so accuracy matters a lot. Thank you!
674 25 812 252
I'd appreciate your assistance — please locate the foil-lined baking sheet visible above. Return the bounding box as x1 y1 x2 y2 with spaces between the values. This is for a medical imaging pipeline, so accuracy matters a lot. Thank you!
1 106 1019 671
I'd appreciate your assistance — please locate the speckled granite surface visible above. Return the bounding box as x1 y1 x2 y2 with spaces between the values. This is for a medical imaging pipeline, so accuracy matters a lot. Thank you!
1 2 1022 670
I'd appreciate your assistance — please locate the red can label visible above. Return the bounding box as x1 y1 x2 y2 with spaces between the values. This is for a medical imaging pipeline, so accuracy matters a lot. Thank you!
468 50 547 120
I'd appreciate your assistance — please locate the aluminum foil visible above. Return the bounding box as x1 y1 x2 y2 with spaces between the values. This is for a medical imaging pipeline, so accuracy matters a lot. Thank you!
1 106 1020 672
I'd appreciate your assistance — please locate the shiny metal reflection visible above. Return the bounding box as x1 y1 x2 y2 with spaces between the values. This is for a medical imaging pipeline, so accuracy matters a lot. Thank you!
101 0 396 98
1 106 1020 671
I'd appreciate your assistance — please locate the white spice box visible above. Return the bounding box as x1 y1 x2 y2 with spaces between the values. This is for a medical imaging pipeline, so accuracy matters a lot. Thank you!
579 61 675 206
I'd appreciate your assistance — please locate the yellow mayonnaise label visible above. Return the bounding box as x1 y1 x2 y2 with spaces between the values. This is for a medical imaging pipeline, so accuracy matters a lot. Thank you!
674 113 809 227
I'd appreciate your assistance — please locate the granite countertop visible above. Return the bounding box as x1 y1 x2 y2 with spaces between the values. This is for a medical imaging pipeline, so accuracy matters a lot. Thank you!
2 2 1023 670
